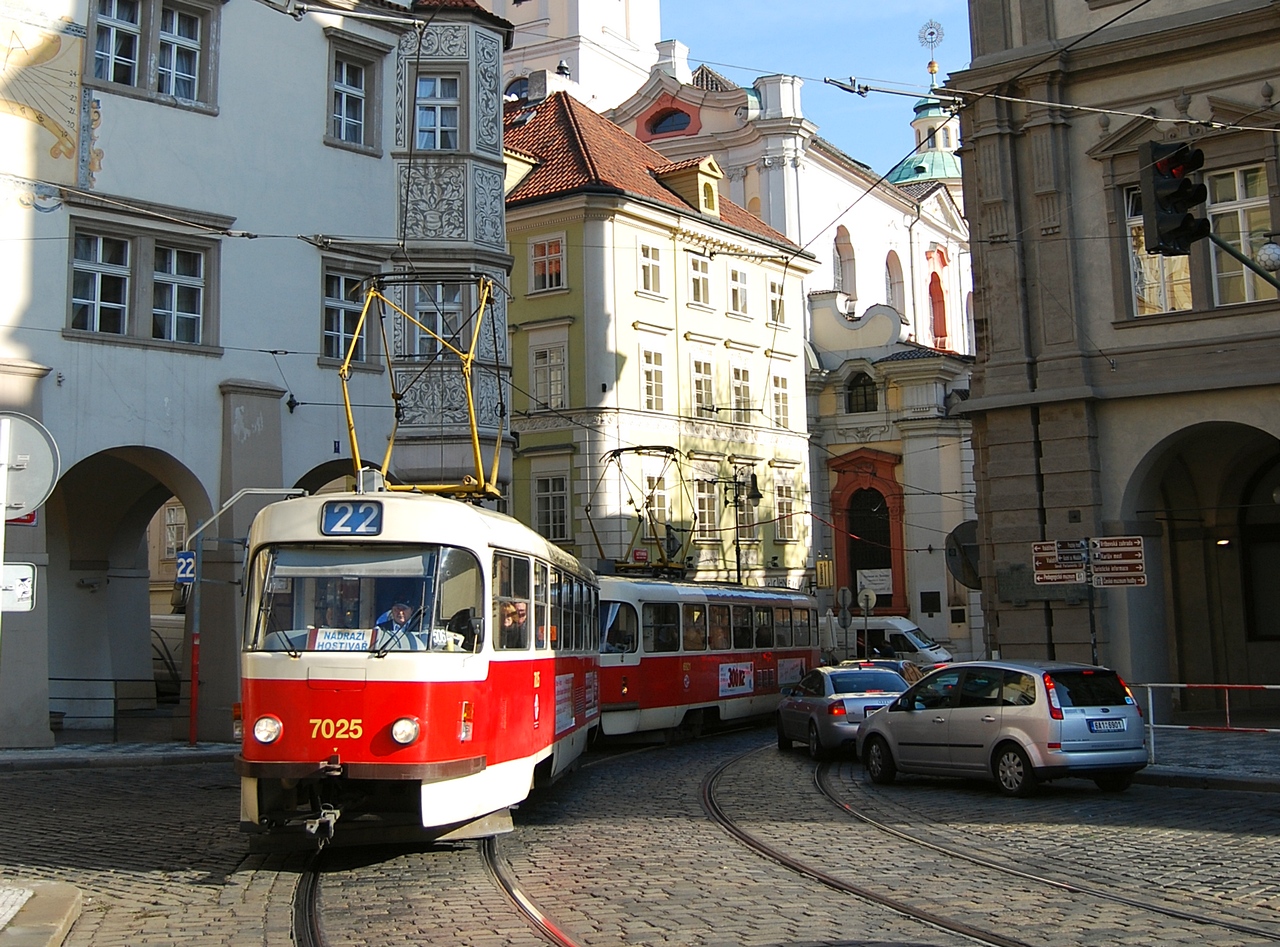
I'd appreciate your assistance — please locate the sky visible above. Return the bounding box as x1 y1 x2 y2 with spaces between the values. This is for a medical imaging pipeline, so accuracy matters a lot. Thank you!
657 0 972 178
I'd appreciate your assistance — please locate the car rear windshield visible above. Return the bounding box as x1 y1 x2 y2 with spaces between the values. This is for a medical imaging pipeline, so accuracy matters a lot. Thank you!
1050 669 1129 707
830 670 907 693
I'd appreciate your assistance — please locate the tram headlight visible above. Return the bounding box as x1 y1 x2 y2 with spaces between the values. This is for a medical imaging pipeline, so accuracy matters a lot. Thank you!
252 715 283 744
391 717 421 745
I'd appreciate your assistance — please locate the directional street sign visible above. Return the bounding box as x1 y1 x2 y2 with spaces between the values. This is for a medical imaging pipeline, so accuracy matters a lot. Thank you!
1032 540 1088 585
1094 574 1148 587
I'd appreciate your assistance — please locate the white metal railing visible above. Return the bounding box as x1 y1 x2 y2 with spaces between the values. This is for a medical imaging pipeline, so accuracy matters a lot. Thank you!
1130 682 1280 764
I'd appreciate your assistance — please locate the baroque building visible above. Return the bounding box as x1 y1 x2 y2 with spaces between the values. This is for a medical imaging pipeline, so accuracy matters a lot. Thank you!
955 1 1280 697
0 0 513 744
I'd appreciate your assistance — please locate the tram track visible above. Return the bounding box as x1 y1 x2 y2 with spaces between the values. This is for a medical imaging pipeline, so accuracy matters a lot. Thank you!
704 742 1280 947
814 760 1280 942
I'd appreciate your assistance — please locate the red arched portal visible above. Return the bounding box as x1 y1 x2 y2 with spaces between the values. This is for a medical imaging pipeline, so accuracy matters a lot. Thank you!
828 448 907 614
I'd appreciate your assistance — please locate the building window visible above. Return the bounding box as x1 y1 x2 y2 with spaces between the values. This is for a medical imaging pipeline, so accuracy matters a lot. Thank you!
332 58 365 145
736 489 759 542
732 366 751 423
643 475 668 539
640 244 662 295
885 251 905 312
846 372 877 413
87 0 218 106
775 473 796 542
695 479 718 540
689 255 710 306
152 245 204 343
643 349 664 411
1207 165 1275 306
1127 187 1192 315
768 279 785 325
72 234 129 334
71 225 215 345
531 236 565 292
772 375 789 429
535 476 568 541
702 181 716 211
163 504 187 559
410 282 463 358
504 76 529 103
692 359 714 416
729 267 748 316
929 272 947 346
648 108 690 136
532 344 566 410
414 74 459 150
323 271 367 361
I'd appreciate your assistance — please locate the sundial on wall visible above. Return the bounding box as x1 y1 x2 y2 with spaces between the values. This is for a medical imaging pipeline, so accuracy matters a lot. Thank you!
0 10 84 161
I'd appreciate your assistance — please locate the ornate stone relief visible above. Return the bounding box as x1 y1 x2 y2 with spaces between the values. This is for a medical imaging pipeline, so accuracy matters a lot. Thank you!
399 164 466 240
396 26 469 148
473 166 505 247
474 32 501 155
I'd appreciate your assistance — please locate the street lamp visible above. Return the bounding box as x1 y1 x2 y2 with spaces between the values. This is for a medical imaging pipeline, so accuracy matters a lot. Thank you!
725 468 763 585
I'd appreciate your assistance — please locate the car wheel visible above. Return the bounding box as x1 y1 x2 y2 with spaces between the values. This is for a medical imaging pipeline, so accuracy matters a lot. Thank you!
865 735 896 785
807 722 826 760
1094 773 1132 793
993 742 1036 797
776 716 792 751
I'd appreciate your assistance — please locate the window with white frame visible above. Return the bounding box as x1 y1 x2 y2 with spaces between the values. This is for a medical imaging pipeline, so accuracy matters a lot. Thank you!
531 236 565 292
774 471 796 542
640 243 662 295
695 479 718 541
87 0 218 106
1207 165 1276 306
323 270 368 361
1126 187 1192 315
689 254 710 306
729 267 748 316
535 475 569 541
643 474 668 539
71 224 216 345
414 74 459 150
326 30 390 152
532 344 566 410
692 358 714 416
332 57 366 145
642 349 664 411
163 504 187 559
771 374 789 429
410 282 463 358
768 279 785 325
736 487 759 542
732 365 752 423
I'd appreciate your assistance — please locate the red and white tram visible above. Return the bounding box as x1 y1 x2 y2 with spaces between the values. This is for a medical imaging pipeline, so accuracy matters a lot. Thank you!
597 575 820 739
234 489 599 845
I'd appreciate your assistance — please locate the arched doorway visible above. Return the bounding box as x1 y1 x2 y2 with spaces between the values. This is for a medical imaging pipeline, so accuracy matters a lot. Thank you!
828 449 907 613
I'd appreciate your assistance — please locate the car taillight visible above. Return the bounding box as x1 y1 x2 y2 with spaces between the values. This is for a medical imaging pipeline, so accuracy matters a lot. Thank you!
1043 673 1064 720
1117 675 1142 716
828 703 848 716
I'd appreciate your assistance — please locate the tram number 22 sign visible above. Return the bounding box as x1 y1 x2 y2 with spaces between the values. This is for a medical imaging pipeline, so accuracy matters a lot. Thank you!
321 500 383 536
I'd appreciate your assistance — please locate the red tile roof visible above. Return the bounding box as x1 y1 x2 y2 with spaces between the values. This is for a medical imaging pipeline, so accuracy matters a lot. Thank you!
504 92 798 250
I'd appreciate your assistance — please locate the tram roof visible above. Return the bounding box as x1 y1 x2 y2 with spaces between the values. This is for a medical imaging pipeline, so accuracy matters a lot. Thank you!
597 574 814 602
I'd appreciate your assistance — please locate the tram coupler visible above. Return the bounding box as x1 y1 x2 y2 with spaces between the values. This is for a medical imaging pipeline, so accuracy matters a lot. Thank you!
304 806 339 844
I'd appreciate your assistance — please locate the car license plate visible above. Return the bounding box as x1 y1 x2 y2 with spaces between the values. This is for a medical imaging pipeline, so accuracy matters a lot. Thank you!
862 705 884 717
1088 718 1126 732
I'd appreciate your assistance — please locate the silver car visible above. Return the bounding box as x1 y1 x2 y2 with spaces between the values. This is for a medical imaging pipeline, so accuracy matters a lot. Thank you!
855 660 1147 795
777 664 909 759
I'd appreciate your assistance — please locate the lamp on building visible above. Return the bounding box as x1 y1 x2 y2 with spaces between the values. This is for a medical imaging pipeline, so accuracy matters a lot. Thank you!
1258 232 1280 273
724 467 763 585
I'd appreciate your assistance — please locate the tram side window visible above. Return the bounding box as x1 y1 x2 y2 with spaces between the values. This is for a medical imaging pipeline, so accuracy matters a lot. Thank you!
550 568 563 650
494 553 531 650
567 577 580 651
732 605 753 650
683 603 708 651
754 606 773 648
534 562 550 649
602 601 638 652
794 609 812 647
644 602 680 652
775 607 792 648
574 578 586 651
709 605 731 650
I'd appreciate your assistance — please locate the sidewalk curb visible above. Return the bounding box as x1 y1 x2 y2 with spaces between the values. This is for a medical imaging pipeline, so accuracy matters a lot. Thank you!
0 883 80 947
1135 770 1280 793
0 750 234 774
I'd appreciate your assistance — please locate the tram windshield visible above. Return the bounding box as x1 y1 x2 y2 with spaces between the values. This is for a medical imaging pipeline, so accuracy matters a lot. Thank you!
245 544 484 654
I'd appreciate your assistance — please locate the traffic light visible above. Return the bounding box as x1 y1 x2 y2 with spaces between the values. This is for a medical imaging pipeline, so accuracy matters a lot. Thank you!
1139 140 1210 256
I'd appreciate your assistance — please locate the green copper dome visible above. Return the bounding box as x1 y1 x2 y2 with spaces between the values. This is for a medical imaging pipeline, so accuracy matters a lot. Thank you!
887 148 962 185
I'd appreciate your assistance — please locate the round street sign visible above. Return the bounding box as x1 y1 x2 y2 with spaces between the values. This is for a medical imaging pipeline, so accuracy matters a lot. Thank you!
857 587 877 612
0 413 59 517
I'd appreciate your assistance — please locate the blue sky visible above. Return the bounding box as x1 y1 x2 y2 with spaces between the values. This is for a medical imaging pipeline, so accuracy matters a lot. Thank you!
658 1 971 177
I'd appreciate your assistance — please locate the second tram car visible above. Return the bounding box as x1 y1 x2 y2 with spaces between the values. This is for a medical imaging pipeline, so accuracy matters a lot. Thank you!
597 576 820 739
235 489 599 845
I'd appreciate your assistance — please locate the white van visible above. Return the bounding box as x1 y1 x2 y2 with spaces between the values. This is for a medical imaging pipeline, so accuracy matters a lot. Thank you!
822 613 952 665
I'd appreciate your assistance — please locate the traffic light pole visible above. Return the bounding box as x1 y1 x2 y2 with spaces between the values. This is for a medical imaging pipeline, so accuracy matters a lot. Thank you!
1207 233 1280 292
